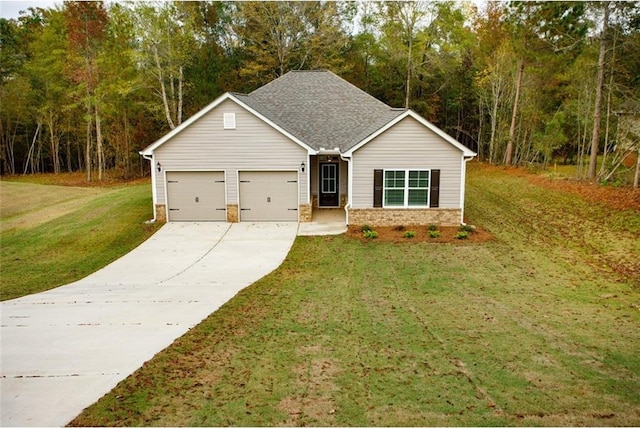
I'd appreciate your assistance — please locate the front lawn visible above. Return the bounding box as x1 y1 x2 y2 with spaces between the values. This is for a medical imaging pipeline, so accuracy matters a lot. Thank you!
0 180 160 300
70 163 640 426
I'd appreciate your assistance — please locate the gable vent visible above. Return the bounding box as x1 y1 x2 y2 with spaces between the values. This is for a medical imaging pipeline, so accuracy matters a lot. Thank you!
223 113 236 129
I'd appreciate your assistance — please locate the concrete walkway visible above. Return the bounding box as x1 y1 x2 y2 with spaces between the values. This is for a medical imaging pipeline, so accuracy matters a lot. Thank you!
297 208 347 236
0 222 297 427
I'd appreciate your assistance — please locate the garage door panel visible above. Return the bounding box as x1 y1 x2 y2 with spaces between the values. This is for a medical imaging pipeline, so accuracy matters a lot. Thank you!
166 171 226 221
239 171 298 222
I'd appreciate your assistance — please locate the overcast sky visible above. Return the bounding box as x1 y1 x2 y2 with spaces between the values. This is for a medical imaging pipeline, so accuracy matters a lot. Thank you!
0 0 61 19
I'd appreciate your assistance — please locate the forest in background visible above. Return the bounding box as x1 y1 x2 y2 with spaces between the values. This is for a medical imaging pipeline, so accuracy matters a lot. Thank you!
1 1 639 185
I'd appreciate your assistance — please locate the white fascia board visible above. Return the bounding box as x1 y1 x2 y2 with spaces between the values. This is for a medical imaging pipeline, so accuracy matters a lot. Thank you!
139 93 316 156
344 110 477 158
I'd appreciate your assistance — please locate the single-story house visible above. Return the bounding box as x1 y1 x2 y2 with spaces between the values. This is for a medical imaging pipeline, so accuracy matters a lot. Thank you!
140 70 476 226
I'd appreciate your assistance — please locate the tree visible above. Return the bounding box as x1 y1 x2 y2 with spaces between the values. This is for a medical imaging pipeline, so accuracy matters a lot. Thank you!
134 1 197 130
64 0 108 181
234 1 349 87
25 7 72 174
587 2 610 180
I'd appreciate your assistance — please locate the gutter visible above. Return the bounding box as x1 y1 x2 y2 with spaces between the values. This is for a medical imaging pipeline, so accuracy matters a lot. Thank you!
460 156 474 226
141 153 157 223
339 151 351 226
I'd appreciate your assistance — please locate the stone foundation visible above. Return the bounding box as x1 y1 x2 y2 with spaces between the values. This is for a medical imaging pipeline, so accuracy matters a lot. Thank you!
155 204 167 223
348 208 462 227
227 204 239 222
299 204 312 222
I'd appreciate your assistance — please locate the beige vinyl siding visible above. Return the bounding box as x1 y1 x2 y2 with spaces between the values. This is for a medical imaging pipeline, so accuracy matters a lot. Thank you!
153 99 308 205
351 116 463 209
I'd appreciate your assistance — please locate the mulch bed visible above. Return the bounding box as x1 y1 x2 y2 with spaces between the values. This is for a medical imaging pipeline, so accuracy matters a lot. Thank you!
346 225 494 243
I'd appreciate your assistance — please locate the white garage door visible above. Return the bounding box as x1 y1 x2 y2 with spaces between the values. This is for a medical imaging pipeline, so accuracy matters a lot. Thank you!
239 171 298 221
166 171 226 221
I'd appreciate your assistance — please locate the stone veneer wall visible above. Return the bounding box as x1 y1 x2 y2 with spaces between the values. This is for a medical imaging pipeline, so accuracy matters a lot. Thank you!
227 204 239 222
348 208 461 227
155 204 167 222
299 204 312 222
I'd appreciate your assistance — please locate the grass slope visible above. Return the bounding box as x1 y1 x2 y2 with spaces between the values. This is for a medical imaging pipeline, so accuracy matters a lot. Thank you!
70 164 640 426
0 181 160 300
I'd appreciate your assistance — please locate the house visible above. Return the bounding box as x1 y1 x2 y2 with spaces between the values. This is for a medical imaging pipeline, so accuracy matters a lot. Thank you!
140 70 476 226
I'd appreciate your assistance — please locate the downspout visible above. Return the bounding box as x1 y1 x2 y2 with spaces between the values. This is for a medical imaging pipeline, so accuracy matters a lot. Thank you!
339 152 351 226
460 156 473 225
141 153 157 223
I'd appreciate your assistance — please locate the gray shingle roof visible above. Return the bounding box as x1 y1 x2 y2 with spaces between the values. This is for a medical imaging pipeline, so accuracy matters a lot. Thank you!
238 70 406 152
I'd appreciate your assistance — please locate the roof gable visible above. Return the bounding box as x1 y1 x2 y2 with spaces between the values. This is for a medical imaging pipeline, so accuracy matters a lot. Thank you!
344 110 477 157
139 93 315 155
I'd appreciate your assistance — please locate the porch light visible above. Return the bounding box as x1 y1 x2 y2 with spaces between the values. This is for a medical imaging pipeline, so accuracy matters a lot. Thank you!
300 162 305 172
156 162 162 172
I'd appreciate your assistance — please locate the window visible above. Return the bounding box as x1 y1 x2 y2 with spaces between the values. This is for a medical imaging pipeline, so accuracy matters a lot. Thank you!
223 113 236 129
383 169 430 207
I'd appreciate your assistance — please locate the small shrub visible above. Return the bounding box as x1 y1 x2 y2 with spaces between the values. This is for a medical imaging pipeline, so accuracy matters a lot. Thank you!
459 224 476 233
393 225 406 231
427 224 439 231
363 230 378 239
429 230 441 238
403 231 416 238
456 231 469 240
361 224 372 232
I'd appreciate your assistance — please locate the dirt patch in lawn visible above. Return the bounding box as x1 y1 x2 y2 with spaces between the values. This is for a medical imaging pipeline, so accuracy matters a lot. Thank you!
346 225 494 243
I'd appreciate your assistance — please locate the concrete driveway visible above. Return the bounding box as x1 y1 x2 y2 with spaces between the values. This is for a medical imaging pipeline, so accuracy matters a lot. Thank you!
1 222 297 427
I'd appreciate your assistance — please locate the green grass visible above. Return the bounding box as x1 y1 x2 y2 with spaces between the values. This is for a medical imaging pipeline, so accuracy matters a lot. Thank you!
0 180 160 300
69 163 640 426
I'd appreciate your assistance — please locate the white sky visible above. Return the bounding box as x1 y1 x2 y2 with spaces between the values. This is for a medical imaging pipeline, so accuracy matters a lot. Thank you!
0 0 61 19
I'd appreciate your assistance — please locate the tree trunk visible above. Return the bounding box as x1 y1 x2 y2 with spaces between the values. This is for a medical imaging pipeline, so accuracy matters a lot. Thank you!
4 121 17 174
86 103 92 182
24 122 41 174
477 102 483 160
489 94 499 163
178 65 183 126
405 32 412 109
47 111 60 174
95 103 103 181
153 43 176 130
600 29 616 180
587 2 609 180
634 149 640 188
505 58 524 166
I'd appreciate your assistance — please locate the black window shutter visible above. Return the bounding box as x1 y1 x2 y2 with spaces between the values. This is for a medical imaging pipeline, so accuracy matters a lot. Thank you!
430 169 440 208
373 169 383 207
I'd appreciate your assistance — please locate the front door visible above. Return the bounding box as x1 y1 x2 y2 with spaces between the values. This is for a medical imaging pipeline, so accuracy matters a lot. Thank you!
319 162 339 207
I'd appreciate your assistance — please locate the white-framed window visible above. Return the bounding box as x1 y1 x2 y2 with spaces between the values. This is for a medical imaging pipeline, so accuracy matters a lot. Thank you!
223 113 236 129
383 169 430 207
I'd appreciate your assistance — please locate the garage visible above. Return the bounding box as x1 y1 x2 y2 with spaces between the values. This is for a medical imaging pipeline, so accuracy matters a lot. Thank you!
239 171 298 221
166 171 226 221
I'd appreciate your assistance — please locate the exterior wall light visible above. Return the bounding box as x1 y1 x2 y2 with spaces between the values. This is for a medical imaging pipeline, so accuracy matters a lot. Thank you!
156 162 162 172
300 162 305 172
